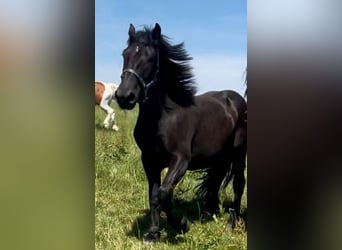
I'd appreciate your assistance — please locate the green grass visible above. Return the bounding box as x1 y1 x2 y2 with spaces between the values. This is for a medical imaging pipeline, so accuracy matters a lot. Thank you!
95 104 247 249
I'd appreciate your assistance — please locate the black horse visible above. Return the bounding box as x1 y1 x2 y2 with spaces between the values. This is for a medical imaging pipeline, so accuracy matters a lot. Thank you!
115 23 247 242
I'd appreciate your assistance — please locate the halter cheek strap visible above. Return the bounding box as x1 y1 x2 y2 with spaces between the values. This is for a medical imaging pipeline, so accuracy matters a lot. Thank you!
122 50 159 103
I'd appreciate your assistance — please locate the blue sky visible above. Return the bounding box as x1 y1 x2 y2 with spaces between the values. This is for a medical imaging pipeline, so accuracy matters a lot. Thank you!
96 0 246 95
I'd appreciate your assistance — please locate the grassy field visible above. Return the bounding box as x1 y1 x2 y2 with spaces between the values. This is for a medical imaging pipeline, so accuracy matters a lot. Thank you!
95 103 247 250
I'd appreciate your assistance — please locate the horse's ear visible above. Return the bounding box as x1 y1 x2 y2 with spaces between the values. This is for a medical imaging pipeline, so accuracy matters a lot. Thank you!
128 24 136 38
152 23 161 41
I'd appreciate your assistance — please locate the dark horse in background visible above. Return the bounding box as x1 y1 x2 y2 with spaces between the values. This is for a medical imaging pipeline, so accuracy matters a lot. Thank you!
115 23 247 242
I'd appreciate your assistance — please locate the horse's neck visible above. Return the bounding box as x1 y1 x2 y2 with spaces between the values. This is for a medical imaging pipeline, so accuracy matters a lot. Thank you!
134 85 182 151
104 83 118 97
139 98 163 119
106 83 118 90
137 86 165 122
134 97 160 150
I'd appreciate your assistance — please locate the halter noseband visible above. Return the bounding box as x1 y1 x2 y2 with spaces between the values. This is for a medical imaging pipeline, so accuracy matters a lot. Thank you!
122 49 159 102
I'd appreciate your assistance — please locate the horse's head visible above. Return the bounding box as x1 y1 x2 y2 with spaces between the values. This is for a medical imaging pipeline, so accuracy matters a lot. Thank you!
115 23 161 110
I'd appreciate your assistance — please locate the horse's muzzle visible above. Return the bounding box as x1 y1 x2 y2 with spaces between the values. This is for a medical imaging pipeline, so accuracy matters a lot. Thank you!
115 89 137 110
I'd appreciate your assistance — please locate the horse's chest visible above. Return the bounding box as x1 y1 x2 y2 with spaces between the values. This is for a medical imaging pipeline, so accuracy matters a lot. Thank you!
134 123 165 154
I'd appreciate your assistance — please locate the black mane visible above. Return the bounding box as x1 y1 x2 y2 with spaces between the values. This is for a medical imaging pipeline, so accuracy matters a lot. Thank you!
129 26 197 107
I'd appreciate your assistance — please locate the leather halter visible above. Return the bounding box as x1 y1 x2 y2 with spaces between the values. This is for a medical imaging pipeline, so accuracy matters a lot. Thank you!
122 49 159 102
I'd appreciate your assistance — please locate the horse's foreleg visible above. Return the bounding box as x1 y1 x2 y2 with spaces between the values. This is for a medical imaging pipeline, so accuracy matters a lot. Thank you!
141 155 161 242
144 179 161 242
159 155 191 234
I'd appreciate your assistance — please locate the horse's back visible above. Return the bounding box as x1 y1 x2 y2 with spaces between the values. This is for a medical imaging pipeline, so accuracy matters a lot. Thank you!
106 83 118 92
198 90 246 125
198 90 246 107
159 91 246 158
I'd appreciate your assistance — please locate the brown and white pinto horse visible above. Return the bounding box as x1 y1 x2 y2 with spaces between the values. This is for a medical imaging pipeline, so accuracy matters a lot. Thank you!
95 81 119 131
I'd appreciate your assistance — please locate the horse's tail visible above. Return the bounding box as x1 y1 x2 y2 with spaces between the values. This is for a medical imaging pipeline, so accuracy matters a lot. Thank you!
195 159 235 199
196 160 235 189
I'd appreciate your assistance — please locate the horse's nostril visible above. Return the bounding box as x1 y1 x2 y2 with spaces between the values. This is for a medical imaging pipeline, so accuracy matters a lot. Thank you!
115 90 136 108
127 93 135 102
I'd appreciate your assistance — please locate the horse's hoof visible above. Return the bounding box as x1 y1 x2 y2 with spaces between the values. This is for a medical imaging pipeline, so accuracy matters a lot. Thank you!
205 204 220 215
142 231 160 244
227 220 235 232
103 124 110 129
112 125 119 131
180 216 191 234
227 208 238 232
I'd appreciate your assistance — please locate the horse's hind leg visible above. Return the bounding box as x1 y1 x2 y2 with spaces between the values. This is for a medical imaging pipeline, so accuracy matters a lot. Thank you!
110 112 119 131
202 161 232 215
103 113 112 129
100 91 117 130
229 129 247 229
228 154 246 230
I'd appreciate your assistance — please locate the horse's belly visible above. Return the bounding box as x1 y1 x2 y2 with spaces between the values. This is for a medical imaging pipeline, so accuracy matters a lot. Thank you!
191 118 233 157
